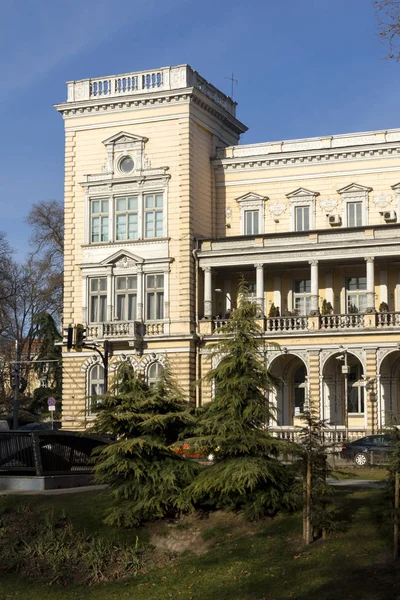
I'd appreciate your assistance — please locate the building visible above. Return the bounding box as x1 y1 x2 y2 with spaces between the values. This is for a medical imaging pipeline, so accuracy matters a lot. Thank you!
56 64 400 438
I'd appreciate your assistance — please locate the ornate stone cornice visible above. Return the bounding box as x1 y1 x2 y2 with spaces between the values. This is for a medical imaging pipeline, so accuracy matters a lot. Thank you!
212 144 400 172
55 88 247 137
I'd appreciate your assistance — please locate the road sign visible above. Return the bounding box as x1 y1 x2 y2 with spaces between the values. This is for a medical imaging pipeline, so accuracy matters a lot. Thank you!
49 405 56 412
47 397 56 407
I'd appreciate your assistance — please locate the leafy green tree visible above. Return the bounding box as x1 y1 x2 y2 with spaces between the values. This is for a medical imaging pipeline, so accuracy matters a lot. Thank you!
186 282 294 520
92 366 198 527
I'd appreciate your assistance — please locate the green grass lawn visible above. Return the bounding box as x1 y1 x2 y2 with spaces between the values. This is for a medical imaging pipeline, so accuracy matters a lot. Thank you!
0 488 398 600
333 466 389 480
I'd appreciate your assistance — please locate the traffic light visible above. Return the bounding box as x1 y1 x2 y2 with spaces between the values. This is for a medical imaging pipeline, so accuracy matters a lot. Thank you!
75 323 87 351
66 325 74 351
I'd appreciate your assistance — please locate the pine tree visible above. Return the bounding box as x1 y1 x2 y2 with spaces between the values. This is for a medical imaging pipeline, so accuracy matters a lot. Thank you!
186 282 295 520
92 366 199 527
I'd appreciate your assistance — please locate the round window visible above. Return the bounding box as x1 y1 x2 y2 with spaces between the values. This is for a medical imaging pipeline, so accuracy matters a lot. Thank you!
119 156 135 174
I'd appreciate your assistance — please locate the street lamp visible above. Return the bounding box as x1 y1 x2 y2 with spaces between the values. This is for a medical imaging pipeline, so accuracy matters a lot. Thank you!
215 289 234 312
336 347 349 439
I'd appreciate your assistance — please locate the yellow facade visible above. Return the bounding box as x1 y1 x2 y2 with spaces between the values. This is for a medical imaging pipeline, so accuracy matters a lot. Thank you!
57 65 400 438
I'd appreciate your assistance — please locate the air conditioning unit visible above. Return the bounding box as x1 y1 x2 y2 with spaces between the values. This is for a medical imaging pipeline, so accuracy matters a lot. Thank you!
383 210 397 222
328 214 341 225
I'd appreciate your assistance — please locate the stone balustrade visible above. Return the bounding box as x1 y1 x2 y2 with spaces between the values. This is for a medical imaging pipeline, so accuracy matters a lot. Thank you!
86 321 164 340
66 65 236 115
269 426 365 443
200 311 400 336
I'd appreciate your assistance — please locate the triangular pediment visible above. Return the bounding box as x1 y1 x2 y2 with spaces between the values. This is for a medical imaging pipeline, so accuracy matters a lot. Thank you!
236 192 268 203
102 131 148 146
286 187 319 199
101 250 144 267
337 183 372 194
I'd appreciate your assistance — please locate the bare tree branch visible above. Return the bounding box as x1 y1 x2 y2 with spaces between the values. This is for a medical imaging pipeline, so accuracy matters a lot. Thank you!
374 0 400 60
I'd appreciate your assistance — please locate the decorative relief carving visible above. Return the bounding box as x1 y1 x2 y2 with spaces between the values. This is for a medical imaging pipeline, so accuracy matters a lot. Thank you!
373 194 392 208
268 203 287 216
115 256 137 269
319 198 338 212
109 353 139 372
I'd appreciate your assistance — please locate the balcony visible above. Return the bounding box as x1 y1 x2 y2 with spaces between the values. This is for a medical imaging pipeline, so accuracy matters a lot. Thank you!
87 321 165 341
199 311 400 337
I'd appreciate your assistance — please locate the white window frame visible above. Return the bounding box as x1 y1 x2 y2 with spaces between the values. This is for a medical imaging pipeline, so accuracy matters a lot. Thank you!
147 362 164 387
88 277 108 323
236 193 267 235
115 196 139 241
294 205 310 232
347 363 365 415
244 209 260 235
85 188 167 244
286 188 318 232
90 199 109 243
346 275 367 314
87 364 105 415
115 275 138 321
146 274 165 321
293 278 311 315
338 184 371 228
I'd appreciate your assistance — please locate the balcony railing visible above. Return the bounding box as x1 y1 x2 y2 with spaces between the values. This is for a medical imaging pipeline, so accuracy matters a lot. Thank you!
266 316 308 332
66 65 236 115
87 321 164 340
204 311 400 336
269 426 365 443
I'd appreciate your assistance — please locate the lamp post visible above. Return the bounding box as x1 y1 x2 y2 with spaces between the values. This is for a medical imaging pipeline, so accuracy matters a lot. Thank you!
336 348 349 439
215 288 234 315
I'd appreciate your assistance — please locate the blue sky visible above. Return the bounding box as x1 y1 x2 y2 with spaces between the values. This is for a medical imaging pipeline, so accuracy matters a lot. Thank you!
1 0 398 260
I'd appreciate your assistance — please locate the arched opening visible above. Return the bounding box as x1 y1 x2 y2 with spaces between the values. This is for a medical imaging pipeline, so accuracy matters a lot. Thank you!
87 364 104 415
114 362 135 394
147 362 164 388
379 351 400 427
322 352 365 428
268 354 308 426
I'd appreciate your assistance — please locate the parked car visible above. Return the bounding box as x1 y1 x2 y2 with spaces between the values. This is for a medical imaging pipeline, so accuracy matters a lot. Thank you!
341 434 394 466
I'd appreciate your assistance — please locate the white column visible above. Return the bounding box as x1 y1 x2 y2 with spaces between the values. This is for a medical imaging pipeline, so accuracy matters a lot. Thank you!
255 263 264 315
107 269 113 322
203 267 212 318
309 260 319 314
137 266 143 321
366 257 375 312
380 270 388 306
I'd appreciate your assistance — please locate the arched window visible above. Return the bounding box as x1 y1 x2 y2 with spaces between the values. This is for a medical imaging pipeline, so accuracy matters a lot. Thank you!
147 362 163 387
115 362 135 394
293 365 307 416
88 364 104 414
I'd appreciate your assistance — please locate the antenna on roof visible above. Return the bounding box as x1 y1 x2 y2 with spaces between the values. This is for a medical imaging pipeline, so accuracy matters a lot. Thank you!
225 72 238 99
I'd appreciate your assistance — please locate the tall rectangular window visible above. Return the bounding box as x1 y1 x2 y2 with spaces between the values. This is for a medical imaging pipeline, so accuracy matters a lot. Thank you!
89 277 107 323
91 200 109 242
347 201 362 227
295 206 310 232
294 279 311 315
115 275 137 321
115 197 138 240
144 193 163 238
146 274 164 320
244 210 259 235
347 276 367 313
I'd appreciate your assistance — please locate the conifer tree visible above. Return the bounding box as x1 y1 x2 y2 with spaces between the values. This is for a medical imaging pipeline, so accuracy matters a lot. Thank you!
186 282 294 520
92 365 198 527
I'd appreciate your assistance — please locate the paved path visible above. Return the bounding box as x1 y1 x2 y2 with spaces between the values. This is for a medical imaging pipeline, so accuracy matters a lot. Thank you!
327 478 385 489
0 480 386 496
0 484 108 496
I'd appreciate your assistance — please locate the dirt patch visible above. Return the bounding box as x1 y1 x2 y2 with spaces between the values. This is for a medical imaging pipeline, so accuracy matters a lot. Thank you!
146 510 261 563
